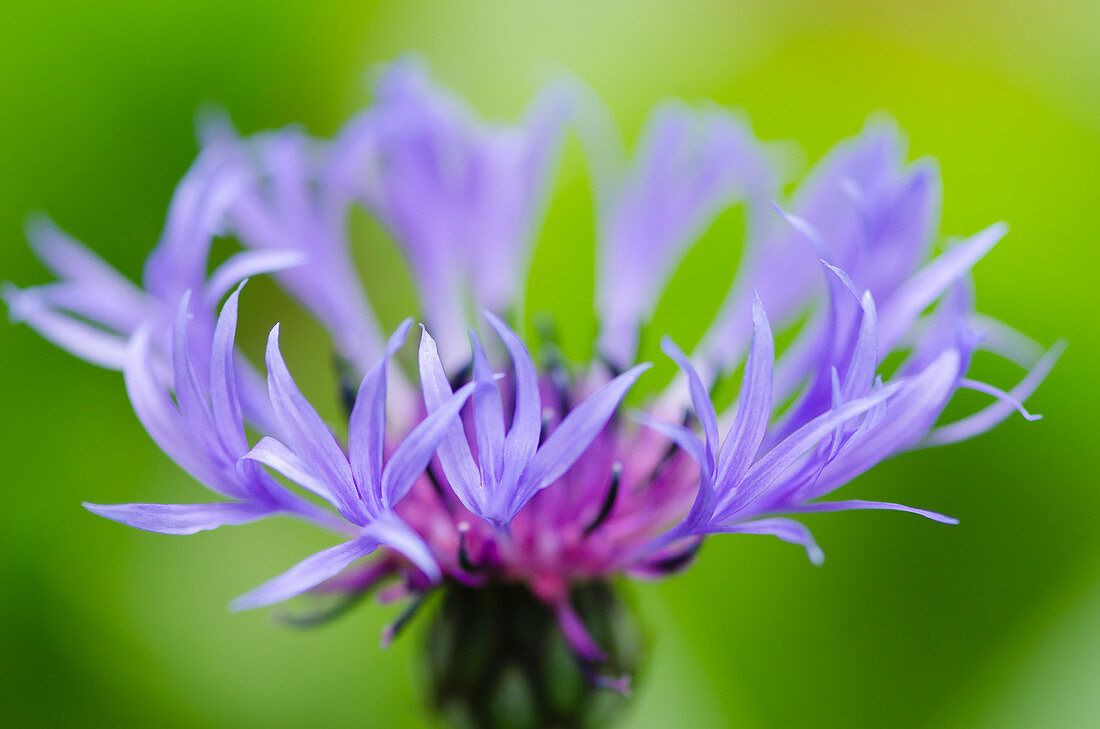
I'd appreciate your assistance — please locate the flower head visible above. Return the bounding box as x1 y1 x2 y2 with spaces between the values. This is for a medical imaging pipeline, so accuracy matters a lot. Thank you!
5 56 1061 723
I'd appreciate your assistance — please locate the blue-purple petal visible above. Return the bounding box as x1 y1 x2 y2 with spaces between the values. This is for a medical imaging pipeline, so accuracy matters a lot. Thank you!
485 312 542 490
417 327 483 513
349 319 413 511
515 363 651 515
380 382 475 509
265 324 362 521
85 501 272 536
714 294 775 487
230 535 381 611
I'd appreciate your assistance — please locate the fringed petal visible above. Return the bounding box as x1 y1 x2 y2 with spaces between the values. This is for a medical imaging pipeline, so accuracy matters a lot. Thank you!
264 324 362 521
417 327 483 514
660 337 719 468
363 512 442 583
516 364 651 516
84 500 272 536
244 436 343 510
596 105 773 367
923 340 1065 447
469 329 506 491
380 382 475 509
485 312 542 490
715 517 825 565
202 249 305 308
786 499 958 525
230 536 380 611
349 319 413 513
3 284 130 369
209 282 249 456
714 294 775 486
877 222 1006 354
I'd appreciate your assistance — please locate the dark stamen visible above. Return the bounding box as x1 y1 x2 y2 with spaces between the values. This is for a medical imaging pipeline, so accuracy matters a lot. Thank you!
681 407 696 429
598 352 624 379
658 441 678 467
424 463 451 508
380 591 432 648
539 408 554 446
456 522 482 573
549 363 572 415
534 312 574 415
648 539 704 575
584 462 622 537
333 353 358 418
448 358 473 390
653 408 695 476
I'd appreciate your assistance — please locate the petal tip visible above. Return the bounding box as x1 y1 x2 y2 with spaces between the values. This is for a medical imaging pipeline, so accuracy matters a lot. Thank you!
82 501 107 516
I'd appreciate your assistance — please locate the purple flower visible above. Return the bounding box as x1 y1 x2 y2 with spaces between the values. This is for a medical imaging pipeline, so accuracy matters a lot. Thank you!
5 56 1061 720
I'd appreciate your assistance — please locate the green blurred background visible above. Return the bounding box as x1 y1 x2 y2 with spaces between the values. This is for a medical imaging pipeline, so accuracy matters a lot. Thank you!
2 1 1098 726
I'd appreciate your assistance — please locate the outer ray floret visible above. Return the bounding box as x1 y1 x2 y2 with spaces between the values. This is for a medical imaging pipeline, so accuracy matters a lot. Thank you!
84 281 337 536
235 319 475 609
640 293 960 564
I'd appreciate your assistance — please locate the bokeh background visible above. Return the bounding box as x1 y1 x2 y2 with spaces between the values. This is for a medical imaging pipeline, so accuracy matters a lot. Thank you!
2 1 1098 727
